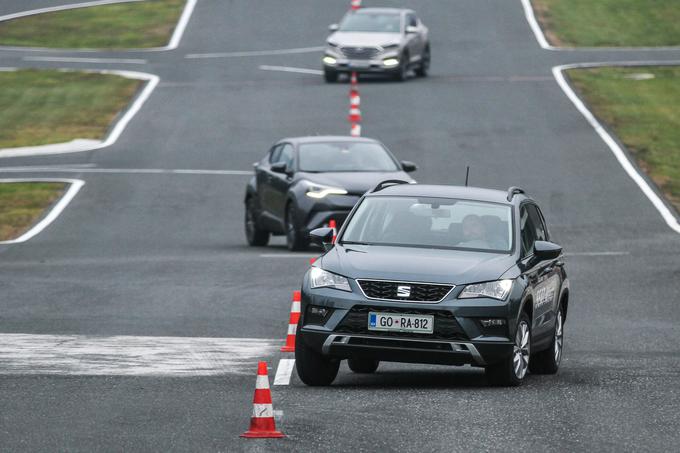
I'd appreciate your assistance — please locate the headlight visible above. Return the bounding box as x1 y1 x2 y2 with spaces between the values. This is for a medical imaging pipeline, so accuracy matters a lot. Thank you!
458 279 513 301
382 44 399 50
310 267 351 292
305 184 347 198
382 58 399 67
322 56 337 65
327 41 339 47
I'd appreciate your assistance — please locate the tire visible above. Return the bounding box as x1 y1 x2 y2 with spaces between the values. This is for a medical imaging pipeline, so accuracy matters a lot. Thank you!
295 333 340 386
285 203 309 251
530 306 564 375
485 313 531 387
244 197 269 246
393 52 409 82
414 45 430 77
324 69 338 83
347 358 379 374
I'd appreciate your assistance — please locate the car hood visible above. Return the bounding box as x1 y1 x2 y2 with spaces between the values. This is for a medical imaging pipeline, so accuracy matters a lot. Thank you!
298 171 413 195
321 244 516 286
328 32 401 48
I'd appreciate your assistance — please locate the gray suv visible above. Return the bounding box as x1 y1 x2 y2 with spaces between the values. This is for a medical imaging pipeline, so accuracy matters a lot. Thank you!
323 8 430 82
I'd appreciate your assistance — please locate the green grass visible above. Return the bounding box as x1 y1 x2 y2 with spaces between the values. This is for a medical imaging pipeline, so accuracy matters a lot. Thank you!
0 182 66 241
568 67 680 211
532 0 680 47
0 69 141 148
0 0 186 49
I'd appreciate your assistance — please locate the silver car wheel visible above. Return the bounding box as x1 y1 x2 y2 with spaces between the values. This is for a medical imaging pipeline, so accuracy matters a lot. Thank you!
513 320 530 379
554 310 563 365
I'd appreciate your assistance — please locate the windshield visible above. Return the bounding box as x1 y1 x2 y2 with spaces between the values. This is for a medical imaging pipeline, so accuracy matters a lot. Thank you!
342 196 513 252
339 12 401 33
298 142 399 172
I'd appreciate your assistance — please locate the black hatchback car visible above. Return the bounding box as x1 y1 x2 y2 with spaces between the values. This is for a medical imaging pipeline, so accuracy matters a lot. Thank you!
296 181 569 386
245 136 416 250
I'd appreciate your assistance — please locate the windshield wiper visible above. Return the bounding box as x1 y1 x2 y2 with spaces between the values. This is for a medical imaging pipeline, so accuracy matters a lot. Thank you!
340 240 372 246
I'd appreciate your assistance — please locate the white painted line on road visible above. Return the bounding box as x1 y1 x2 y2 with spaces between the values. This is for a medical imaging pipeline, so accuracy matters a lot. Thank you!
0 333 278 376
0 178 84 245
259 254 318 258
0 68 159 159
564 252 630 257
186 46 325 59
165 0 197 51
0 167 252 176
0 0 142 23
273 359 295 385
259 65 324 75
553 61 680 235
23 56 147 64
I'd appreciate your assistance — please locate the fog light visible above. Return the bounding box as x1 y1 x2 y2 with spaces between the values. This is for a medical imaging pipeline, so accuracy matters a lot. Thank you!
383 58 399 67
306 305 333 325
480 318 506 327
323 56 337 65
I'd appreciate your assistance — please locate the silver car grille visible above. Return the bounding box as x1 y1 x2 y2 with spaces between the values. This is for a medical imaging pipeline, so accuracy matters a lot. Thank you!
340 46 381 60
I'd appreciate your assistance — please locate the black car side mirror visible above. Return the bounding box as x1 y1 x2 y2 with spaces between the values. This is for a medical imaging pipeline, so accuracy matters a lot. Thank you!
534 241 562 261
271 162 290 175
310 227 334 249
401 160 417 173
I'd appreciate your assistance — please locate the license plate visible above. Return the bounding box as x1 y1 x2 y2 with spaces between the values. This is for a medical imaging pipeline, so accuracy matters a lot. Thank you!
350 60 371 68
368 312 434 334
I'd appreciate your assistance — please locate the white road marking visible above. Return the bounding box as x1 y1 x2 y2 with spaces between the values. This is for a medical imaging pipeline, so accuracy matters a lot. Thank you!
165 0 197 51
0 333 278 376
186 46 325 59
259 253 318 258
23 56 147 64
0 0 142 23
564 252 630 257
553 61 680 235
273 359 295 386
0 178 84 245
259 65 324 75
0 68 159 159
0 166 252 176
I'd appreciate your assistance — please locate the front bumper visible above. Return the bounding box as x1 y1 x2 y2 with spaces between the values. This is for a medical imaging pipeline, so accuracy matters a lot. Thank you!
323 50 401 74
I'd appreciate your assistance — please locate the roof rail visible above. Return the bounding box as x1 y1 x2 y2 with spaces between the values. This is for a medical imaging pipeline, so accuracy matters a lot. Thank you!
507 186 525 201
370 179 411 193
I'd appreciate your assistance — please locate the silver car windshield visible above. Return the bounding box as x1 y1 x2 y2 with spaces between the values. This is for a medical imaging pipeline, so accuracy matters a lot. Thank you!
342 196 514 253
298 143 399 172
339 13 401 33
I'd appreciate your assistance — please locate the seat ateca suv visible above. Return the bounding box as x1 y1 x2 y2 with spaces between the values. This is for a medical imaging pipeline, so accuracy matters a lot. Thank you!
295 181 569 386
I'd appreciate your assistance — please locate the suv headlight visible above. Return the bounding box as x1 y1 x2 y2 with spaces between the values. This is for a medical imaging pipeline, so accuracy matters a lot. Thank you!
382 44 399 50
310 267 352 292
458 279 513 301
305 183 347 199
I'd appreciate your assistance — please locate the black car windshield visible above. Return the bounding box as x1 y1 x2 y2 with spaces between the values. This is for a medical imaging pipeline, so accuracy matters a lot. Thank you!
339 12 401 33
298 142 399 172
342 196 513 252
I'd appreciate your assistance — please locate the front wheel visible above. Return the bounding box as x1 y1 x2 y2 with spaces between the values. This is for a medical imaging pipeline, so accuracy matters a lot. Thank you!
530 306 564 374
285 203 309 251
324 69 338 83
393 52 409 82
485 313 531 386
414 45 430 77
295 334 340 386
245 198 269 246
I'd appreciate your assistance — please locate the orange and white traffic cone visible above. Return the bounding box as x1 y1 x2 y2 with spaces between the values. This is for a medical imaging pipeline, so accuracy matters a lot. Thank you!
329 219 337 243
240 361 285 439
350 123 361 137
350 0 361 10
348 93 361 123
280 291 301 352
350 71 359 86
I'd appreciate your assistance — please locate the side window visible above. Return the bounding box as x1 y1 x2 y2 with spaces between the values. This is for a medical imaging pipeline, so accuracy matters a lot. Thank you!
526 204 547 242
407 13 417 28
279 144 294 169
520 206 535 257
269 145 283 164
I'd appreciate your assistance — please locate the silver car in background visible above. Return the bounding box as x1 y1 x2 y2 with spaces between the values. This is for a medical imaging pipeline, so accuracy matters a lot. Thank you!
322 7 430 82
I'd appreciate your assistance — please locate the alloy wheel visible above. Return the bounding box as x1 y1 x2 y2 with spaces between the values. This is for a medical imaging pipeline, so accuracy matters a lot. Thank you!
554 310 563 365
513 320 530 379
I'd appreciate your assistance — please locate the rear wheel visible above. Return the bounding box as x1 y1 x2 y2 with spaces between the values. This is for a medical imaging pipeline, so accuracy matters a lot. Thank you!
324 69 338 83
347 358 379 374
414 45 430 77
244 197 269 246
285 203 309 251
530 306 564 374
485 313 531 386
295 333 340 386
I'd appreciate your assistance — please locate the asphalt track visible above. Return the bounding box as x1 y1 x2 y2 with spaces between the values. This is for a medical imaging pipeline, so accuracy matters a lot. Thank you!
1 1 680 451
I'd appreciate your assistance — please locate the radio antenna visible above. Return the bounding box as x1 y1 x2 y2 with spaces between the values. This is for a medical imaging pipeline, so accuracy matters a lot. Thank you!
465 166 470 187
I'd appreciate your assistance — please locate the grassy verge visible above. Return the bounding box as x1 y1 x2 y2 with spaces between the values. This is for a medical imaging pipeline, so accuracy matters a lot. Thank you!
0 69 141 148
0 182 67 241
532 0 680 47
0 0 186 49
568 66 680 211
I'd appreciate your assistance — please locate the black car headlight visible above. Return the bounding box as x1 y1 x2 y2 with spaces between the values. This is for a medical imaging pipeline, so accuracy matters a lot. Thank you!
458 279 513 300
305 183 347 199
310 267 352 292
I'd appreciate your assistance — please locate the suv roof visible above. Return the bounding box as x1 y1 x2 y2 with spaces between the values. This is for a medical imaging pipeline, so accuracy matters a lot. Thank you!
277 136 380 145
368 183 530 205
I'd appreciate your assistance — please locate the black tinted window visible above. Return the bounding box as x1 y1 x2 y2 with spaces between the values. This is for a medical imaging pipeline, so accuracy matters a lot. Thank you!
520 204 547 256
407 14 417 27
279 144 294 168
269 145 282 164
298 142 398 172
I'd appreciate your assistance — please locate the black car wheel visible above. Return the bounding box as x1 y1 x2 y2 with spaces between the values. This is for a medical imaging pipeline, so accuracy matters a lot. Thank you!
245 197 269 246
295 333 340 386
486 313 531 386
530 306 564 374
414 45 430 77
393 51 409 82
286 203 309 251
324 69 338 83
347 358 379 374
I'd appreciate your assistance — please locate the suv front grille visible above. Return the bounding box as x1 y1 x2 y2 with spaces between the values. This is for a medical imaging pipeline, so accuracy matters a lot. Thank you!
357 279 454 303
335 306 467 341
340 46 381 59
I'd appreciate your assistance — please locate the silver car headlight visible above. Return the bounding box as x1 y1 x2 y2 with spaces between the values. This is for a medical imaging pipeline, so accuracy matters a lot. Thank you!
458 279 513 301
382 44 399 50
305 183 347 199
310 267 352 292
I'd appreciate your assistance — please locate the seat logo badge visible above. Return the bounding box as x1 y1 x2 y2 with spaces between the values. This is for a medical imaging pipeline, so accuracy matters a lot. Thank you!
397 285 411 298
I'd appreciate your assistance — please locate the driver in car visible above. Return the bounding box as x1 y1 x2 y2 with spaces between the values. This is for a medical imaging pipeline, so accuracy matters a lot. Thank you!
458 214 492 249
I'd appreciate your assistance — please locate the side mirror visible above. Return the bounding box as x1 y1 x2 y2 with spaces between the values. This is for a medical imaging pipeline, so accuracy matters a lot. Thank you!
534 241 562 261
405 25 418 34
401 160 417 173
270 162 289 175
329 24 339 32
310 227 335 249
